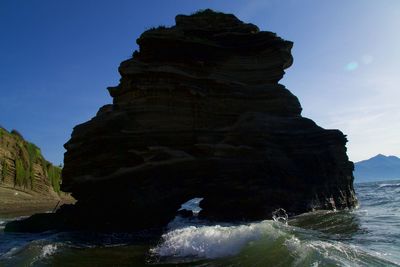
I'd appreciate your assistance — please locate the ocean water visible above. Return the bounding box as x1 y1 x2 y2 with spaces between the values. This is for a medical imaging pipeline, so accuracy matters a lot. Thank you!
1 180 399 266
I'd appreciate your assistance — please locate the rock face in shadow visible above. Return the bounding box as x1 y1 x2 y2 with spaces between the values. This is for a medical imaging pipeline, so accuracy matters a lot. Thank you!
6 10 357 232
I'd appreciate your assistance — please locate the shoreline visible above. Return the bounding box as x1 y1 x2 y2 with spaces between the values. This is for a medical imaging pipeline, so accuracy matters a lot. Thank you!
0 186 75 218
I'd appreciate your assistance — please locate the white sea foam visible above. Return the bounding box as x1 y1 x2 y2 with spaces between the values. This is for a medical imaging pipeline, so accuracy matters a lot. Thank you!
272 208 288 224
150 217 398 266
150 220 282 259
378 183 400 188
285 235 356 265
179 198 203 214
283 233 400 266
7 242 60 266
40 244 57 258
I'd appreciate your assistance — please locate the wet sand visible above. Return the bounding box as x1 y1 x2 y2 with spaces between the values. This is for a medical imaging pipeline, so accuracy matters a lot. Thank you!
0 186 75 218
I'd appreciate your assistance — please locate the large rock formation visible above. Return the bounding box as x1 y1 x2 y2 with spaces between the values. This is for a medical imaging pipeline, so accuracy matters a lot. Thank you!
6 10 357 232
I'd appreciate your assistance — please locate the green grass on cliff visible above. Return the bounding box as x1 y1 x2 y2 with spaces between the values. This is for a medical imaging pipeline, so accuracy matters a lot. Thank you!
26 142 42 163
47 164 62 193
15 158 30 187
18 138 62 192
0 128 6 138
26 142 47 188
0 127 62 193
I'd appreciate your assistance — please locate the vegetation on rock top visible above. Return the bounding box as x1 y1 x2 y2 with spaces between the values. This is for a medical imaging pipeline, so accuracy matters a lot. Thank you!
0 127 62 193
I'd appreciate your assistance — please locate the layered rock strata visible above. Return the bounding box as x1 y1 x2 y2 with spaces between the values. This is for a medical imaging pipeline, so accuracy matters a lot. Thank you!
0 127 74 216
6 10 357 232
0 127 61 195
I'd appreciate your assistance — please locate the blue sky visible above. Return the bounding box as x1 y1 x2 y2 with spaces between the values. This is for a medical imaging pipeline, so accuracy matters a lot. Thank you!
1 0 399 164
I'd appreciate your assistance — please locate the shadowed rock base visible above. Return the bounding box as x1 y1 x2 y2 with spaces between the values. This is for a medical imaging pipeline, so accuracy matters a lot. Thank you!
6 9 357 233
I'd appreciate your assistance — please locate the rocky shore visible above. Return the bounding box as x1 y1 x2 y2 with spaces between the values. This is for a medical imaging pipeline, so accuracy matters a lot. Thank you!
6 9 357 233
0 186 73 217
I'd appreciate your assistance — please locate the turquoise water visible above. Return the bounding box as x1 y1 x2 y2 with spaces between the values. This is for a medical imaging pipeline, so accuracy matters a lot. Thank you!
1 180 399 266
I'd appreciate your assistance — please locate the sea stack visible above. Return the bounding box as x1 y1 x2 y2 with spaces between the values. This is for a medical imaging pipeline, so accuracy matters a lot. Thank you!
6 9 357 232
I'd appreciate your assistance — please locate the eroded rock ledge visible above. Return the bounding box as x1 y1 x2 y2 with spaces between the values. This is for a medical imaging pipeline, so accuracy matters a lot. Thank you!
6 9 357 232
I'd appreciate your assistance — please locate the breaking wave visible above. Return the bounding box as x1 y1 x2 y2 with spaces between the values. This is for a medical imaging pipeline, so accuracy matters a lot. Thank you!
1 181 399 266
150 218 399 266
151 221 277 259
378 183 400 188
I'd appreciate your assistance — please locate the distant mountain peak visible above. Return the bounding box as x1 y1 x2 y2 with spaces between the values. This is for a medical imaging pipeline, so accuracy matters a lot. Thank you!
375 154 399 160
354 153 400 182
362 154 400 161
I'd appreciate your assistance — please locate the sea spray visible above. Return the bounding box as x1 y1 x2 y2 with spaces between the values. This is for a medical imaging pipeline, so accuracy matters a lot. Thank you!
39 244 57 258
378 183 400 188
150 220 285 259
178 198 203 215
272 208 288 224
0 240 60 267
150 215 399 266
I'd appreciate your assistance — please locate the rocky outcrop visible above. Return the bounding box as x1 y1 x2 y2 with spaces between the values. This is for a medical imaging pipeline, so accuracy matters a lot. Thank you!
6 10 357 232
0 127 61 195
0 127 74 216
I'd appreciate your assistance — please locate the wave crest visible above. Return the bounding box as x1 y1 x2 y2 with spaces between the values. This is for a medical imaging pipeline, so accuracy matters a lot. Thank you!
150 219 399 266
150 220 281 259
